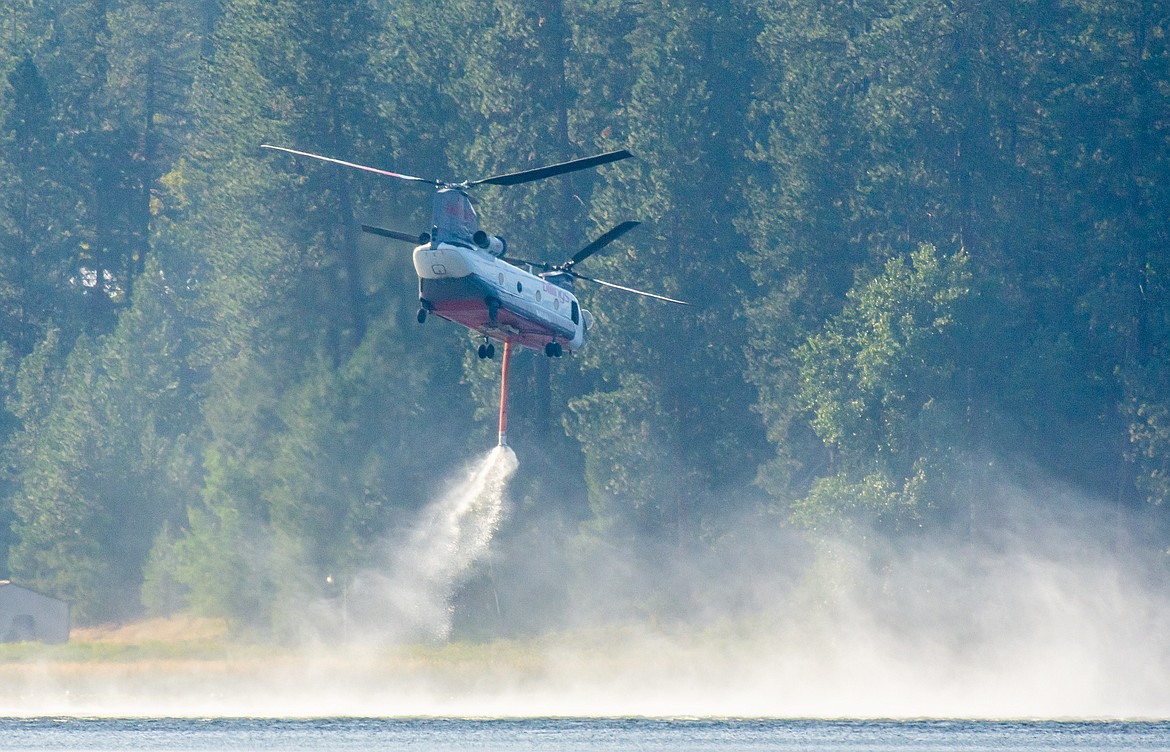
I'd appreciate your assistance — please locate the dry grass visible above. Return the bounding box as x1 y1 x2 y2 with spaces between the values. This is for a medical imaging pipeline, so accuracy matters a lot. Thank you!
0 614 253 666
0 613 553 673
0 617 564 716
70 615 230 645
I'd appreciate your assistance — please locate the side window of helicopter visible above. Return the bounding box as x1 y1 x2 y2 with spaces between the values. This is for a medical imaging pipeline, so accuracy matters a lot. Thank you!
516 281 523 293
571 301 580 325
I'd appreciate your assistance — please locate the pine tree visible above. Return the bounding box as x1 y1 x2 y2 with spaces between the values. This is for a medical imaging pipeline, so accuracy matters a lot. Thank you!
6 261 193 622
567 0 768 552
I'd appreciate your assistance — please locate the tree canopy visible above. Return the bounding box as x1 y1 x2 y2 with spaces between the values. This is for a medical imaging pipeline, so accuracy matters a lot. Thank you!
0 0 1166 630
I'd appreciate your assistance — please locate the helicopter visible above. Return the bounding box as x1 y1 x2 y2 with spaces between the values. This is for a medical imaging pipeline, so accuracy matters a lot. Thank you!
260 144 687 445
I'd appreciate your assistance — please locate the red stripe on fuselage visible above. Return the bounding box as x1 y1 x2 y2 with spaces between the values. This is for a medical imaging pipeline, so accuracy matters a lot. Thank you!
430 299 568 351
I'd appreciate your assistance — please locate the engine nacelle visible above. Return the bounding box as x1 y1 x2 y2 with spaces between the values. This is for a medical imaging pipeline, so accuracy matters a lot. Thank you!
473 230 507 257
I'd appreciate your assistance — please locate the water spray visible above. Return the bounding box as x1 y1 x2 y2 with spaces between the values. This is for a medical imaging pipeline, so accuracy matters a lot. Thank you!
342 441 518 643
347 338 517 640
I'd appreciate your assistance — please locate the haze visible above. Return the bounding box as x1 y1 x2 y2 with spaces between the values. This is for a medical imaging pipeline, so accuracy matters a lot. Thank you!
1 0 1168 725
3 454 1167 720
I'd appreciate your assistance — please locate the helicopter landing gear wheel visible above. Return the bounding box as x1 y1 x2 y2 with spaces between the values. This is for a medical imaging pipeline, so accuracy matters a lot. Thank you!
478 341 496 360
417 308 427 324
544 341 563 358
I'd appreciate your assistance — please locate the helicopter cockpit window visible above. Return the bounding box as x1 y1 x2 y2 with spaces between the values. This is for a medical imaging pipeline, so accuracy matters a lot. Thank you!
571 301 580 325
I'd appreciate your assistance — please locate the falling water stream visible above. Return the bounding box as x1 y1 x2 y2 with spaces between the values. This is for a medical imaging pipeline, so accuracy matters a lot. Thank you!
347 445 519 642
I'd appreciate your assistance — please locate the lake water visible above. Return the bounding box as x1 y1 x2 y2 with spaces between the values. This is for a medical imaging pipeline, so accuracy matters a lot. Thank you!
2 717 1170 752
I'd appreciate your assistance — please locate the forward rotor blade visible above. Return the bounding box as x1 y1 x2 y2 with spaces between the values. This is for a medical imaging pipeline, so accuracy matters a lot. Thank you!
568 271 689 305
261 144 434 184
569 221 641 267
470 150 633 187
361 225 425 244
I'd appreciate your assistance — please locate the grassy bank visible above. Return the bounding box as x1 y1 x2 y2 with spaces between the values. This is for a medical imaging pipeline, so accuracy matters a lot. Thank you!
0 615 565 716
2 615 572 695
0 616 246 663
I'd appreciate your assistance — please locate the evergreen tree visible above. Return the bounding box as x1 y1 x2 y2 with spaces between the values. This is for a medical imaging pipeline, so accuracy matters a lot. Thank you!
570 0 768 552
0 54 86 350
7 261 192 622
740 0 886 499
153 0 476 627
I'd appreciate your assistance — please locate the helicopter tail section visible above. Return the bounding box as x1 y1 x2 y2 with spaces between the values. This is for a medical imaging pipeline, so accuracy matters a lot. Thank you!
431 189 479 247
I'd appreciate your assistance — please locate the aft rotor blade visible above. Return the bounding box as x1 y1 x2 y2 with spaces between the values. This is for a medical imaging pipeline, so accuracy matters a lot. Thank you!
361 225 425 244
569 221 641 267
568 271 689 305
470 150 633 187
261 144 434 184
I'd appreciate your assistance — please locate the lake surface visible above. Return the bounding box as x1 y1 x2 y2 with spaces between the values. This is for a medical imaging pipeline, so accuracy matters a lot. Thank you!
2 717 1170 752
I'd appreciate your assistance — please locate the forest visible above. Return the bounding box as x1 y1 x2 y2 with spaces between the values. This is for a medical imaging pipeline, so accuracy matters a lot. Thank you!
0 0 1166 634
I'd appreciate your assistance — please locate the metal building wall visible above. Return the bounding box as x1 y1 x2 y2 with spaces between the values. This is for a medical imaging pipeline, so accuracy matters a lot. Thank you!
0 582 70 644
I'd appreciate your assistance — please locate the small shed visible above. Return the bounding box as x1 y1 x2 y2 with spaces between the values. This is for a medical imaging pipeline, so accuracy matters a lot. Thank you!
0 581 69 644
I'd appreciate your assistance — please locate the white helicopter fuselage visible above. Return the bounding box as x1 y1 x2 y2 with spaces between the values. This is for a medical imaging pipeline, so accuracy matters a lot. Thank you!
414 241 590 353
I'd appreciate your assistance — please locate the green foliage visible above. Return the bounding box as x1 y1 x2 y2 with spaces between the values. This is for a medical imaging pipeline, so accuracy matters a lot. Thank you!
568 374 681 541
6 261 193 623
567 0 768 549
793 244 970 530
1129 395 1170 506
167 443 273 623
798 245 970 460
0 53 87 350
793 462 928 535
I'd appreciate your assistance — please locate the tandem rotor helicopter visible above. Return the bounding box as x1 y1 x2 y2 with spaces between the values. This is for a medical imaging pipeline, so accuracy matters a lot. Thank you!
260 144 687 446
